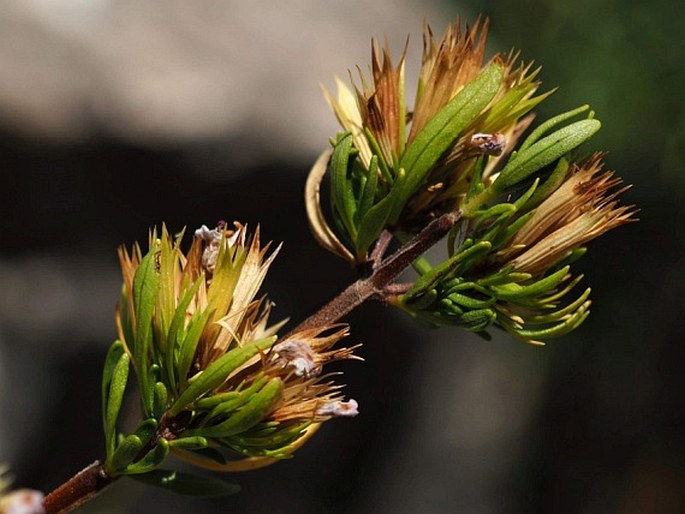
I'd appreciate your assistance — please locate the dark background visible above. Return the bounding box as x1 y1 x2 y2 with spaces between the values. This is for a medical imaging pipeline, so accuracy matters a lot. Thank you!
1 1 683 513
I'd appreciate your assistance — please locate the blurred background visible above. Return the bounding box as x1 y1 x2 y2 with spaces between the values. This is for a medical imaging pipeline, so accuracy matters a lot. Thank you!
0 0 683 513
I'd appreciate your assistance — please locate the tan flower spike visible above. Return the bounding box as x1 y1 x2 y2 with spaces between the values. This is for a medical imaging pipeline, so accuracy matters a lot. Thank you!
506 154 637 275
312 18 554 263
103 223 359 478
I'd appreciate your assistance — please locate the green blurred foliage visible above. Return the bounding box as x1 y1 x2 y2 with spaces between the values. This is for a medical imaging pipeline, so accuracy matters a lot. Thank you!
458 0 685 192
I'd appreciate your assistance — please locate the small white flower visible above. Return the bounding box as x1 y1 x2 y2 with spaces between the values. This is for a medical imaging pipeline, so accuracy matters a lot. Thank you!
272 340 318 377
0 489 45 514
316 399 359 417
194 223 240 274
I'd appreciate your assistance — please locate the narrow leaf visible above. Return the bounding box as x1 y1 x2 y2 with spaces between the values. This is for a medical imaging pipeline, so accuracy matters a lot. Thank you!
102 340 125 458
494 119 600 191
206 375 269 421
195 391 242 410
356 155 380 223
330 133 358 239
133 419 158 448
405 288 438 310
104 351 130 460
190 378 283 438
109 434 143 473
447 293 496 310
132 246 161 416
525 157 571 209
393 61 504 222
170 336 276 416
404 241 492 301
492 266 570 300
124 439 170 475
355 195 393 259
455 308 496 331
168 437 208 450
516 105 590 154
176 307 214 387
166 275 204 393
153 382 168 419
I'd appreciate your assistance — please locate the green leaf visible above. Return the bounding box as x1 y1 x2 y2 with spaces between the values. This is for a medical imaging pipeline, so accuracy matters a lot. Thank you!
492 266 570 300
404 241 492 301
132 246 162 416
452 308 496 331
130 469 240 497
109 434 143 473
176 307 214 387
102 340 125 458
118 286 134 352
494 119 600 192
497 211 536 246
356 155 380 224
516 105 591 155
405 288 438 310
393 61 504 223
437 298 464 316
229 421 310 451
104 350 130 461
133 419 158 448
156 233 178 339
206 375 269 421
525 157 570 210
364 127 392 183
525 287 591 324
165 275 204 394
515 303 590 339
330 133 358 240
447 292 496 310
355 195 394 259
465 156 487 201
477 270 532 287
124 439 170 475
153 382 168 419
168 436 208 450
169 336 277 416
195 391 241 410
190 378 282 438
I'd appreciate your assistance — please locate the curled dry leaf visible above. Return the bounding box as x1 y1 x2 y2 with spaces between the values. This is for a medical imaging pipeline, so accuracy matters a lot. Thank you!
304 148 356 264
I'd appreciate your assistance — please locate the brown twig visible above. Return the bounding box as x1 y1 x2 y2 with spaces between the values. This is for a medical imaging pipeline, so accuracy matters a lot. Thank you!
42 461 116 514
288 209 461 334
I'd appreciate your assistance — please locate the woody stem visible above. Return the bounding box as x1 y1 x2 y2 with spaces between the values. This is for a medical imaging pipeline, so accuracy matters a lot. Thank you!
42 461 116 514
288 210 462 334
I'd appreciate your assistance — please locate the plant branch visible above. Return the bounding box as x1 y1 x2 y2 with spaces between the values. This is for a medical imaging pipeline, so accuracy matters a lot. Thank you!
368 229 393 270
288 210 462 334
42 461 116 514
41 209 461 513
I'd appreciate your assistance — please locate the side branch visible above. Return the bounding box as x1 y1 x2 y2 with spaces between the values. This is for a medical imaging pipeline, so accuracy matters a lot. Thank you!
289 210 462 334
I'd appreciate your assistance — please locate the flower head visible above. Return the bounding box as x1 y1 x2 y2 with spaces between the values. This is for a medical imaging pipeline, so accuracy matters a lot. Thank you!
314 18 554 262
0 465 44 514
504 154 636 275
104 223 359 476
